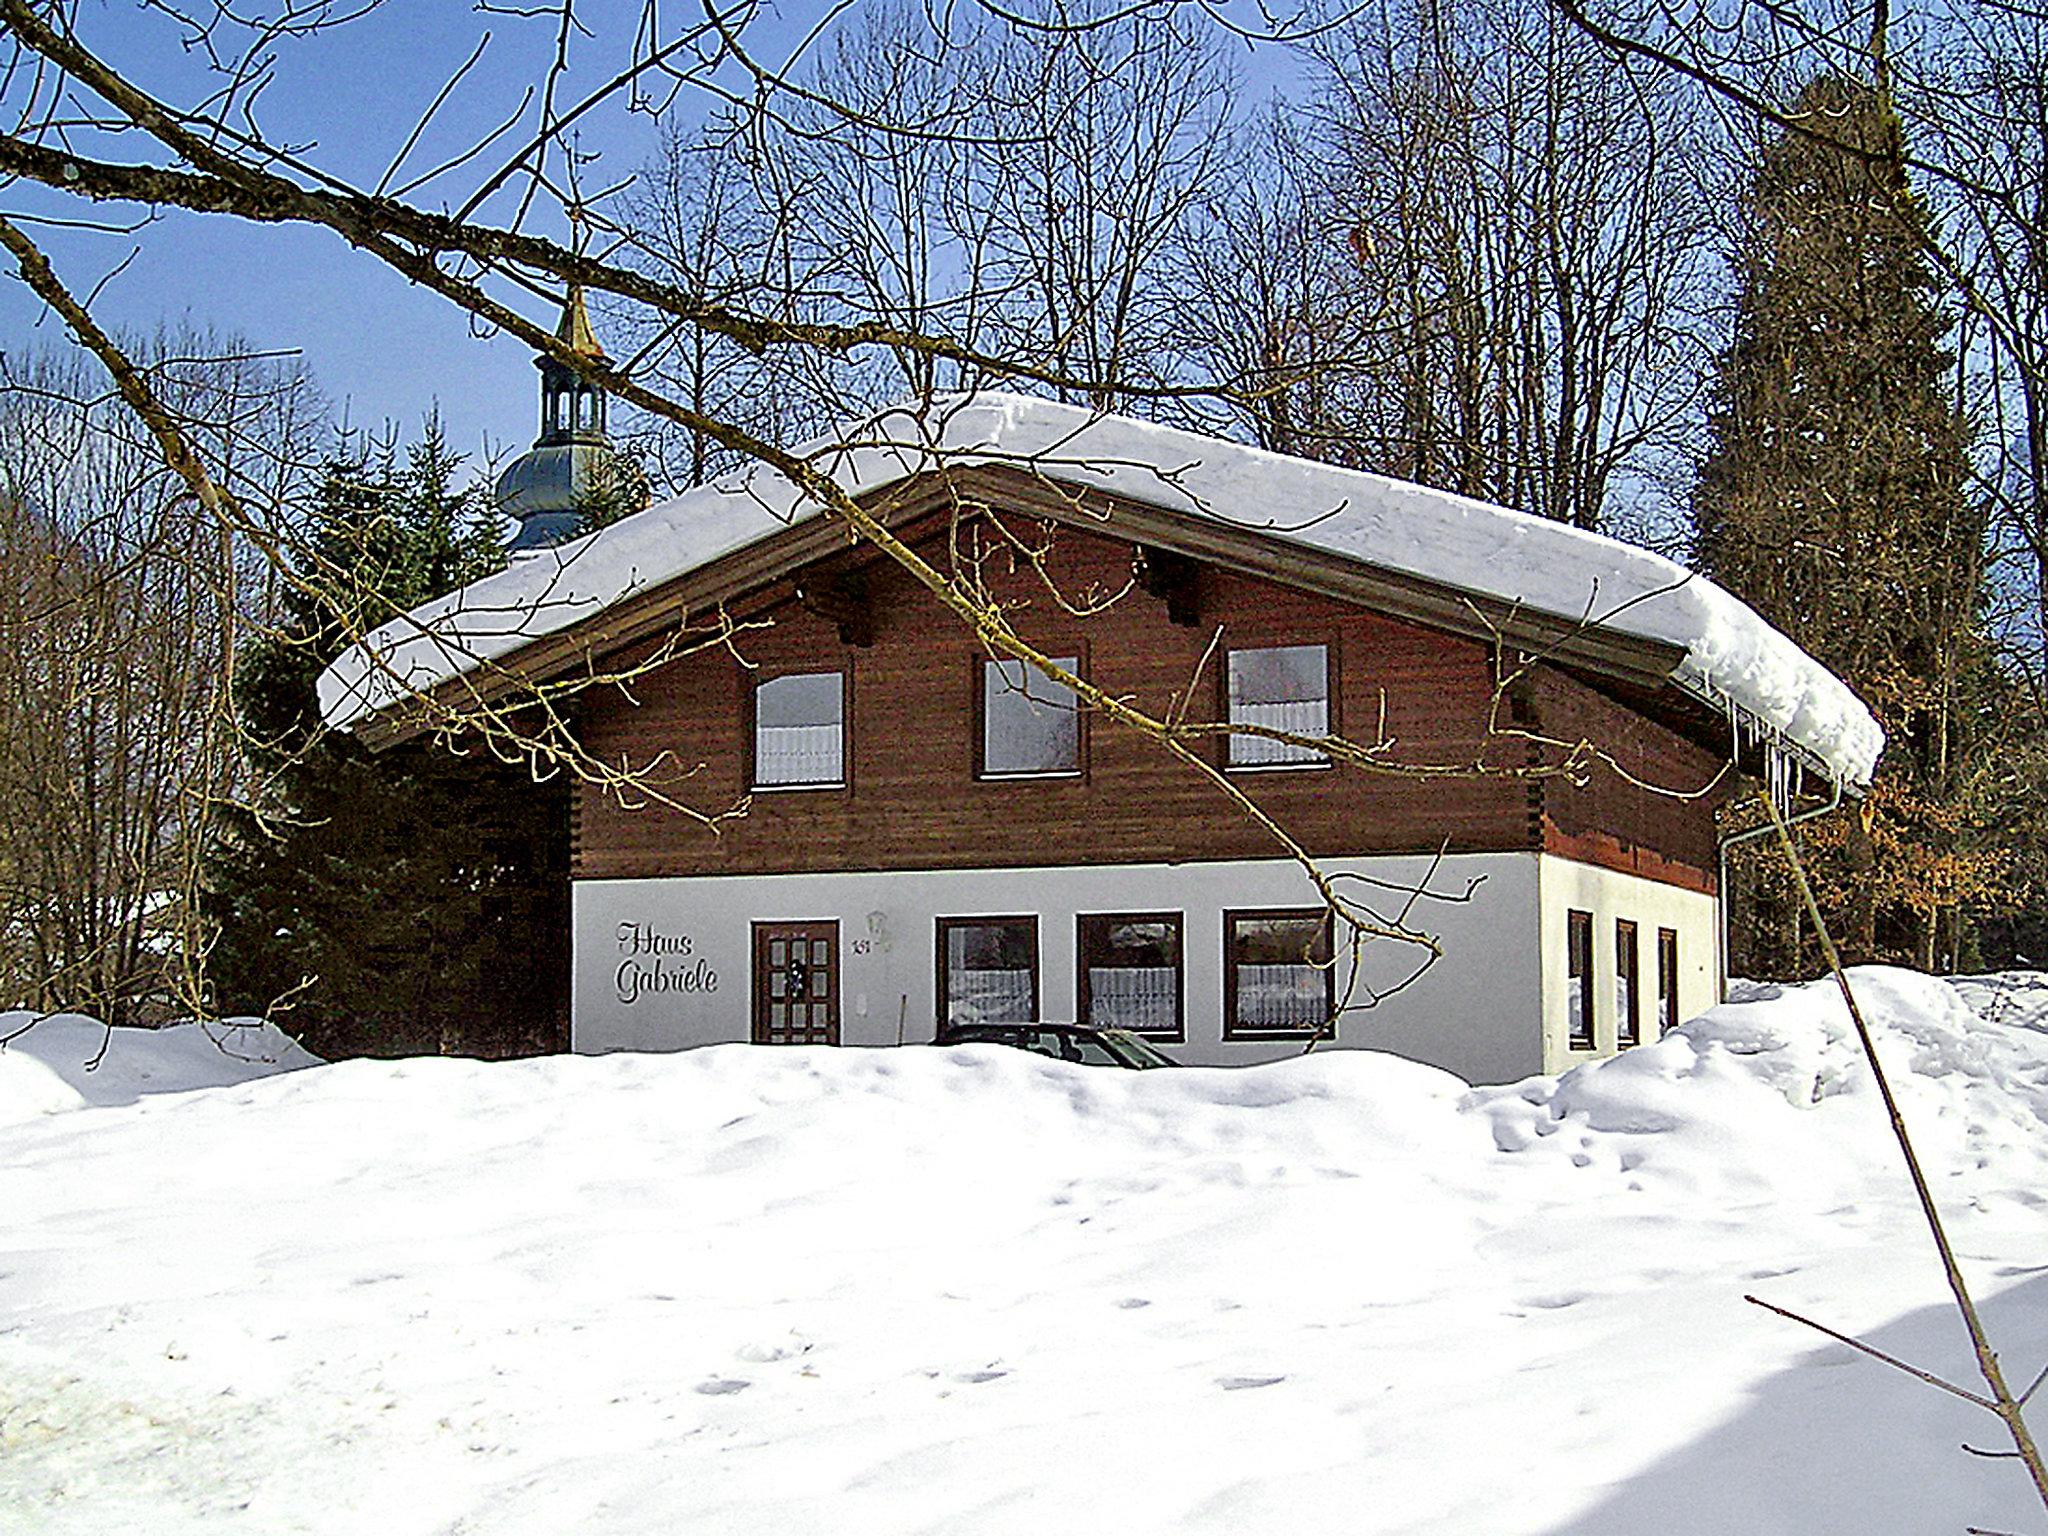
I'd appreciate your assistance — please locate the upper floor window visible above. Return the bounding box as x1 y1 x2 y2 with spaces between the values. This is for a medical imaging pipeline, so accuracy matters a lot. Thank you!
1077 913 1183 1039
1224 908 1334 1037
981 656 1081 777
753 670 844 788
1227 644 1329 767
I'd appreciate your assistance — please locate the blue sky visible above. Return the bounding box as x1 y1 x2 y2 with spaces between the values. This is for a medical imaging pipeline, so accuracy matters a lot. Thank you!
1 2 683 471
1 3 1301 484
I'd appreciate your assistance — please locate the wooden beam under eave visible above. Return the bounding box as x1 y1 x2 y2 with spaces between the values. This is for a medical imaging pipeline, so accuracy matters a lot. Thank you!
793 568 876 648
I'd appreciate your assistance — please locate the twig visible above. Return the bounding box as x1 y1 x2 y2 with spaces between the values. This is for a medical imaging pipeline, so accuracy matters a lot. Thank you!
1742 1292 1991 1408
1756 788 2048 1513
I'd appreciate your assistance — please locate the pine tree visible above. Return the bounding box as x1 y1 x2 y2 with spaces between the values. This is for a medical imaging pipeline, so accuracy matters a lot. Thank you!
204 427 569 1057
1694 74 2003 973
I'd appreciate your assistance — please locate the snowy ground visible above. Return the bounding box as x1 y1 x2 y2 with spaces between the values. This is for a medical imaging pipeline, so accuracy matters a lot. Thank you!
2 968 2045 1534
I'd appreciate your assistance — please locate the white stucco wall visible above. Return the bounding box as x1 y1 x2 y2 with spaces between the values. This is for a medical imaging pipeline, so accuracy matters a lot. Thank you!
572 851 1547 1083
1535 853 1720 1075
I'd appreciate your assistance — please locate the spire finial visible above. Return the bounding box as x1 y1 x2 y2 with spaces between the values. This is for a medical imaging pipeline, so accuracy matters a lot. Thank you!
557 283 601 357
558 173 603 358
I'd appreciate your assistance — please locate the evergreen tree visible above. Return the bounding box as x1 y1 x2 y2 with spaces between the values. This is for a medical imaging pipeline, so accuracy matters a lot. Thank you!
569 449 652 538
1694 74 2004 973
205 425 570 1058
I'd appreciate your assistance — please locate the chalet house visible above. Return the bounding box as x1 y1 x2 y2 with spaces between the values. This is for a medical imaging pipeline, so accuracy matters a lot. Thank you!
319 388 1880 1085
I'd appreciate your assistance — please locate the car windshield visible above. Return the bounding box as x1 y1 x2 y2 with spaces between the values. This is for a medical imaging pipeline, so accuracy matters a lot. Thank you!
1095 1029 1177 1068
1063 1034 1123 1066
937 1024 1175 1068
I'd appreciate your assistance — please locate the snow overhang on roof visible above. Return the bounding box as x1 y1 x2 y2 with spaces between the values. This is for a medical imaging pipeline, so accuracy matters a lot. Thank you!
316 392 1884 791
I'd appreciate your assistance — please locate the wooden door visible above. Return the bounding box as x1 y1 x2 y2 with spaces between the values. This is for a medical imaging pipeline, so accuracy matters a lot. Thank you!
751 921 841 1045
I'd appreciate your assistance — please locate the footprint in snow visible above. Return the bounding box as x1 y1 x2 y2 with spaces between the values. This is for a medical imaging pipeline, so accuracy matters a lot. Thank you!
955 1369 1008 1384
694 1378 751 1396
1518 1291 1589 1310
1115 1297 1151 1310
1216 1375 1286 1391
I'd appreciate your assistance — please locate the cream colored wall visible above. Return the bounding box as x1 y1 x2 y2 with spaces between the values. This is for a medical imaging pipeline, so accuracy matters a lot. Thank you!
571 851 1548 1083
1535 853 1719 1074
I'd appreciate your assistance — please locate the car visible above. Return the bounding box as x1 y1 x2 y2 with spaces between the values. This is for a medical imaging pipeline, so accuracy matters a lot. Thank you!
933 1021 1179 1069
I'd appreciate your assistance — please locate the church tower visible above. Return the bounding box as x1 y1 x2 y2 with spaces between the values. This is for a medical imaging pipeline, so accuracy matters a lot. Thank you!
494 287 646 554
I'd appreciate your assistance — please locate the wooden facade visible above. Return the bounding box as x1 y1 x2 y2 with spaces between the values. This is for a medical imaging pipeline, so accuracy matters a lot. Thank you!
560 475 1733 890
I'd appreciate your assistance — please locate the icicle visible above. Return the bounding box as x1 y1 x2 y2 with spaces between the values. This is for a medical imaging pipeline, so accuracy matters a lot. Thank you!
1764 737 1794 819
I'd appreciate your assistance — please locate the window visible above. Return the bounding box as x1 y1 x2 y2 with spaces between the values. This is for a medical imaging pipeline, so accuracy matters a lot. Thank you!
1224 909 1334 1037
1227 644 1329 767
753 671 844 788
1657 928 1680 1036
1077 913 1183 1039
1616 919 1640 1048
1567 909 1595 1050
937 917 1039 1027
981 657 1081 776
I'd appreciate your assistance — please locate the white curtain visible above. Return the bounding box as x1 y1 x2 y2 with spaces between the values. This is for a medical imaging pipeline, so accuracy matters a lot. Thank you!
1087 966 1176 1029
756 722 842 784
950 969 1034 1023
1236 963 1324 1028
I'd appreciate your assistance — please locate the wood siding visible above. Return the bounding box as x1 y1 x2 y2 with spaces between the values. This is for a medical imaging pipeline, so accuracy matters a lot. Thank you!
1528 668 1728 893
568 511 1725 888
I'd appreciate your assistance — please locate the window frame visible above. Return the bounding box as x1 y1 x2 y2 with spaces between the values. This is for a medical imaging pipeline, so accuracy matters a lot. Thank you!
1075 911 1186 1043
974 649 1088 781
934 915 1041 1030
1657 927 1680 1037
1566 909 1596 1050
1220 638 1338 773
1222 907 1337 1040
746 664 851 792
1616 918 1641 1049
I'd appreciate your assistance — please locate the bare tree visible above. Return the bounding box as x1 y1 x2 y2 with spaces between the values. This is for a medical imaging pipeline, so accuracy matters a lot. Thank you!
1291 0 1718 533
970 3 1236 408
619 119 803 489
0 334 325 1020
1166 106 1385 460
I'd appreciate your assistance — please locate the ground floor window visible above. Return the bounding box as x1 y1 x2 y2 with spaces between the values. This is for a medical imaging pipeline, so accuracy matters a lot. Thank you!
1076 913 1183 1039
1567 909 1595 1049
1223 908 1333 1037
936 916 1039 1027
1657 927 1679 1036
1616 918 1640 1048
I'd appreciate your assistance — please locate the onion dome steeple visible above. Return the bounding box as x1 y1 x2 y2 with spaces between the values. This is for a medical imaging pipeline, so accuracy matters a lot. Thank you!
494 286 646 554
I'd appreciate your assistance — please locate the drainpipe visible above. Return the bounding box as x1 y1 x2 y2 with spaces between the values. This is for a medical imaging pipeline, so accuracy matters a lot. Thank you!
1715 778 1843 1001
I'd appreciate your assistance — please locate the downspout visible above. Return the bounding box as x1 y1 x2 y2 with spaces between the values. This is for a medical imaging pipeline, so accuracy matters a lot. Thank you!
1715 778 1844 1001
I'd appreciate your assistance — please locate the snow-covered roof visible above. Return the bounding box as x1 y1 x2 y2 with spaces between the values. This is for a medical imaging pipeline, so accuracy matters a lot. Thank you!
317 392 1883 788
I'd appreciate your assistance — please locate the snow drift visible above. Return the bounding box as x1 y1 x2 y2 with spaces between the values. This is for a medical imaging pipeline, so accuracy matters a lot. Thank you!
0 1011 317 1124
317 393 1883 787
3 968 2043 1534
